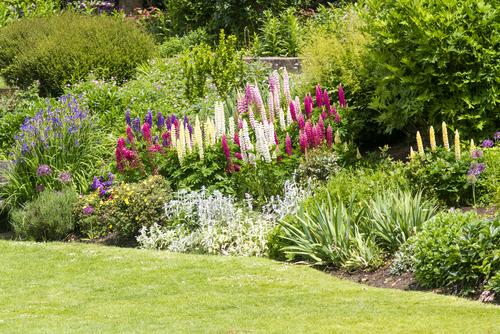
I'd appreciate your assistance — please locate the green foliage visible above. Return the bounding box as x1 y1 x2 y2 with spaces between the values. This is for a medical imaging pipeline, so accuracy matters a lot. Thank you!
76 175 171 241
0 96 111 209
10 187 78 241
0 12 156 96
133 6 171 43
0 83 44 158
295 148 340 182
251 8 301 57
0 0 60 27
408 211 500 295
180 31 245 99
364 190 437 253
159 28 208 58
365 0 500 137
280 193 383 271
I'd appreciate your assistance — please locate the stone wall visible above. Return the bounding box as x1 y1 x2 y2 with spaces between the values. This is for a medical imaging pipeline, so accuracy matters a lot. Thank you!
244 57 302 73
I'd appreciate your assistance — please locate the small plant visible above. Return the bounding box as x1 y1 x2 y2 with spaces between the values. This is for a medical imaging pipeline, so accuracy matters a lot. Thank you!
10 187 78 241
364 189 437 253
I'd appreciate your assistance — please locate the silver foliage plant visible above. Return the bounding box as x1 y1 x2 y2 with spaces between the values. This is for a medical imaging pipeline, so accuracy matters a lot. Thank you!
137 179 312 256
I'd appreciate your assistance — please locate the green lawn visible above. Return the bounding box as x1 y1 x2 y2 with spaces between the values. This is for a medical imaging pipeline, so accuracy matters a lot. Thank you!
0 241 498 333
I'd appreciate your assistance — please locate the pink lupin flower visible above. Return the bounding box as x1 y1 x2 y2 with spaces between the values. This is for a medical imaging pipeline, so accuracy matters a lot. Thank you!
237 95 248 114
148 144 162 153
298 113 305 130
313 125 322 147
329 104 337 116
317 117 325 136
233 164 241 172
289 101 297 122
233 131 240 146
245 83 253 105
234 152 243 160
161 132 170 147
221 134 231 165
238 118 243 130
304 94 313 119
326 125 333 147
142 122 152 143
274 132 279 145
338 83 346 108
315 84 323 107
304 121 313 147
117 137 126 149
334 111 341 124
285 133 293 156
299 131 308 153
323 89 331 110
321 110 328 120
126 126 134 144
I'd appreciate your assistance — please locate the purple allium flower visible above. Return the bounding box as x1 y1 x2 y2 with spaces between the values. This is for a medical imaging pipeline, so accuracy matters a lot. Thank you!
157 112 165 130
471 149 483 159
36 164 52 177
338 83 346 108
132 117 141 133
494 131 500 141
481 139 494 148
125 109 131 126
285 133 293 156
144 110 153 127
468 162 486 177
83 205 94 216
58 171 72 183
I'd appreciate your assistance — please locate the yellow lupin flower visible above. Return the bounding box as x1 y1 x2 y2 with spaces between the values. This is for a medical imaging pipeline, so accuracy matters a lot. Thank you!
442 121 449 151
409 146 416 161
429 126 436 152
356 148 362 159
334 130 341 145
170 127 177 149
416 131 425 157
470 139 475 152
454 129 461 160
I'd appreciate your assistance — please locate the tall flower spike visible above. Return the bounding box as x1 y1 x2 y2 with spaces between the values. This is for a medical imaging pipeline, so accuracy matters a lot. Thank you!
315 84 323 107
294 96 302 117
409 147 415 161
442 121 449 151
416 131 425 157
326 125 333 147
285 133 293 156
228 116 235 140
214 101 226 138
282 67 291 102
470 139 475 152
429 126 436 152
454 129 461 160
356 148 362 159
299 130 308 153
334 130 341 145
338 83 346 108
278 107 286 130
289 101 297 122
323 89 331 110
125 109 131 126
221 134 232 166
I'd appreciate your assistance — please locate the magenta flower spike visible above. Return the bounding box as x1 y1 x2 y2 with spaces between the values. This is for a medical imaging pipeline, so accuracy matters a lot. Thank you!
334 112 341 124
329 104 337 117
299 131 308 153
338 84 346 108
234 131 240 146
298 114 305 130
126 126 134 143
142 122 152 143
326 125 333 147
323 89 331 110
305 121 313 147
304 94 313 119
321 110 328 121
222 134 231 164
289 101 297 122
285 133 293 156
317 117 325 136
315 84 323 108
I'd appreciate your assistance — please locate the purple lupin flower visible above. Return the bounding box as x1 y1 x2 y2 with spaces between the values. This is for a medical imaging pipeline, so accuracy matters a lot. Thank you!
36 164 52 177
494 131 500 141
299 131 308 153
125 109 131 126
285 133 293 156
304 121 313 147
289 101 297 122
83 205 94 215
323 89 331 110
326 125 333 147
132 117 141 133
338 84 346 108
157 112 165 130
144 110 153 127
126 126 134 143
304 94 313 119
298 113 305 130
481 139 494 148
221 135 232 167
315 84 323 108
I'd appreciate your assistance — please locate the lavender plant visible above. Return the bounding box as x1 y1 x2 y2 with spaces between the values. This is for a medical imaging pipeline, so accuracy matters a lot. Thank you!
0 95 111 209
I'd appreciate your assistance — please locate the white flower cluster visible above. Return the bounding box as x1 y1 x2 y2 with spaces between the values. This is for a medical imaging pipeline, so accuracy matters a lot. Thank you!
137 189 274 256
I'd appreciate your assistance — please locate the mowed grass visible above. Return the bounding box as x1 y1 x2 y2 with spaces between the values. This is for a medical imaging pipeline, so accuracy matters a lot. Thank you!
0 241 498 333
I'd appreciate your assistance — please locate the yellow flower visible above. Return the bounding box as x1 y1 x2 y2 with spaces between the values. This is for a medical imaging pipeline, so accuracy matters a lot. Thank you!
416 131 425 157
124 198 129 205
470 139 475 152
429 126 436 152
409 146 416 161
454 129 461 160
334 130 341 145
442 121 449 151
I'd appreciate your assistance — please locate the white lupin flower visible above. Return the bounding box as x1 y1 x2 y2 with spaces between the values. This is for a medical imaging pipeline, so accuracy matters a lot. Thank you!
294 96 302 117
255 123 271 163
282 67 291 103
248 105 256 130
252 85 267 122
214 101 225 138
267 94 274 122
178 121 186 155
242 119 253 153
170 126 177 148
286 103 293 126
194 117 204 159
239 131 247 162
184 122 192 153
278 107 286 130
203 119 211 148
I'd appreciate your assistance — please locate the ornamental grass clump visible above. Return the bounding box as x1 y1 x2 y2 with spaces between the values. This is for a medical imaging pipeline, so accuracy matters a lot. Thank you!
1 95 110 209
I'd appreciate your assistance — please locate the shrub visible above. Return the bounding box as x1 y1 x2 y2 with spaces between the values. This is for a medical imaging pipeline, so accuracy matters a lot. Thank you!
280 193 383 271
364 190 437 253
0 12 156 96
159 28 209 58
76 175 171 241
0 0 60 28
137 188 273 256
10 187 78 241
294 148 339 182
408 211 500 295
0 95 111 209
365 0 500 137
